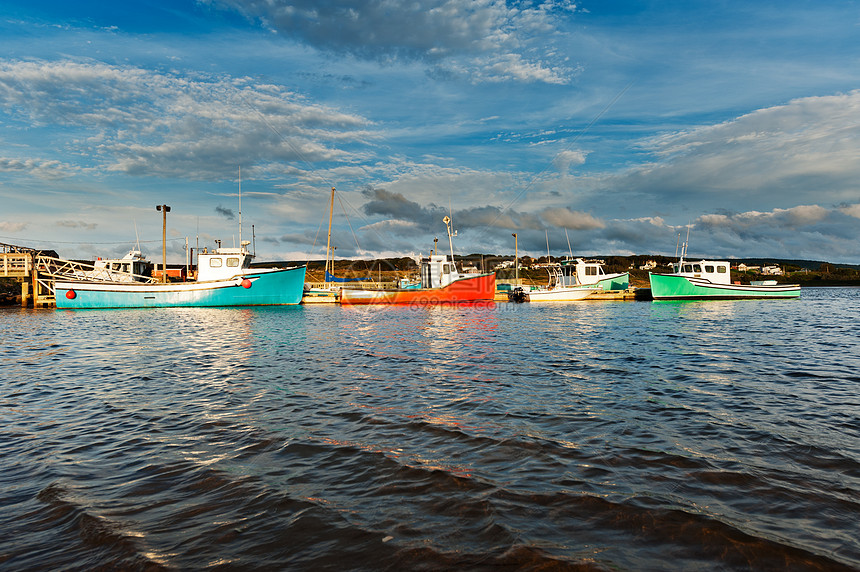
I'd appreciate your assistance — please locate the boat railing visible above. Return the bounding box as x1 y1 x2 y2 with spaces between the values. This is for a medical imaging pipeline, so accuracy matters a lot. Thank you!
36 256 158 284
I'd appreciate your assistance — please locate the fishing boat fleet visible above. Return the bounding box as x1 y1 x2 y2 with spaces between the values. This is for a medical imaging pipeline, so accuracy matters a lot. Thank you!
53 222 800 309
51 188 800 309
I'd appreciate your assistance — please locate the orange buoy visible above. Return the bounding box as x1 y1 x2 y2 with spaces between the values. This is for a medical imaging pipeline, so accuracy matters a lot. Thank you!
66 290 76 299
241 279 252 289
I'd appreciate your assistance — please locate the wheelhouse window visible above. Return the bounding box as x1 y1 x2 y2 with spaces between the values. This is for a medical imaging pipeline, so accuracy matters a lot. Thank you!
209 258 223 267
705 265 715 273
717 266 727 273
585 267 597 276
227 257 240 267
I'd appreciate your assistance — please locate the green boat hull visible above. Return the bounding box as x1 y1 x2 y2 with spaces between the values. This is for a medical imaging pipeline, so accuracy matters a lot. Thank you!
649 273 800 300
596 272 629 292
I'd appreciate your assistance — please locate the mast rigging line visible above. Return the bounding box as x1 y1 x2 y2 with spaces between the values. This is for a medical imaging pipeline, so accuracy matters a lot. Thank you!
474 80 635 242
240 95 388 260
238 96 336 192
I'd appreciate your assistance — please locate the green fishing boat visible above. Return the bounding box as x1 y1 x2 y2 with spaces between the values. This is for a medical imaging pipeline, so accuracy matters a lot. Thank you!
649 259 800 300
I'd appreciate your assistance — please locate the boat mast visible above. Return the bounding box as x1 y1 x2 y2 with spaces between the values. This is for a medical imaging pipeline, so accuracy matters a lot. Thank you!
679 226 690 265
324 186 335 287
565 228 573 260
443 215 455 266
238 166 242 248
545 229 550 263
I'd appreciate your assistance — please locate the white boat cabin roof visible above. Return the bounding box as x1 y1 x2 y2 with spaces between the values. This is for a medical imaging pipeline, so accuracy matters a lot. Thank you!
670 259 731 285
557 258 607 286
88 250 153 282
197 247 253 281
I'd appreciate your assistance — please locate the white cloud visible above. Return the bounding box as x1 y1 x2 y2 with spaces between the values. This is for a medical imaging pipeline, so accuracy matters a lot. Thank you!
0 59 375 181
540 206 603 229
0 156 74 179
698 205 829 230
56 220 98 230
0 221 28 232
619 91 860 211
839 203 860 219
551 149 586 174
207 0 578 84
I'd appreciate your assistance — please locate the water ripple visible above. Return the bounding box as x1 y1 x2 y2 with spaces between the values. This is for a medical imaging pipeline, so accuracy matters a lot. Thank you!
1 289 858 569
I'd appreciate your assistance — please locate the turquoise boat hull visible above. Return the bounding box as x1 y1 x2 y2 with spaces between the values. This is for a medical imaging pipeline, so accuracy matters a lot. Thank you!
649 273 800 300
595 272 629 291
55 266 306 309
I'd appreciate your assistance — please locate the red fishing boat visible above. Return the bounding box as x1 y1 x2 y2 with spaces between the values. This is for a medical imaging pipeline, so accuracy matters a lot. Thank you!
339 216 495 305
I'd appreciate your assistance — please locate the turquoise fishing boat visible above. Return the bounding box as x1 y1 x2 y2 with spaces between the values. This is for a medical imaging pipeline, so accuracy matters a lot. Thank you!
55 246 306 309
649 259 800 300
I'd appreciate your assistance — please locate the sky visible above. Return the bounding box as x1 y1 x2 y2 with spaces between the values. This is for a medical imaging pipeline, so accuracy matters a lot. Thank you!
1 0 859 265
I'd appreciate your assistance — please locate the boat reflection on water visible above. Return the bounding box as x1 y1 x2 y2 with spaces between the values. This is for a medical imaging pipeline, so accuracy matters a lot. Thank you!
332 302 503 477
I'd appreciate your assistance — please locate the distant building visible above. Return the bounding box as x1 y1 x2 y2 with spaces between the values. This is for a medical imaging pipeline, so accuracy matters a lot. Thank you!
761 265 784 275
737 263 761 273
638 260 657 270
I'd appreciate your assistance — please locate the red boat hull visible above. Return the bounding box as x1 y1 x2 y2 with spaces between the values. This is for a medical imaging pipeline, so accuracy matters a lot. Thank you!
339 273 495 305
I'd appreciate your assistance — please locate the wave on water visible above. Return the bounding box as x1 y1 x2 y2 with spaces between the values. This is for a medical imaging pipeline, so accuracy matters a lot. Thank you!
0 289 858 570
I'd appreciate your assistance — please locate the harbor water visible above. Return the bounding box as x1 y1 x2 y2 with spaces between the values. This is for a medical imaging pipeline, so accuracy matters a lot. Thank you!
1 287 858 570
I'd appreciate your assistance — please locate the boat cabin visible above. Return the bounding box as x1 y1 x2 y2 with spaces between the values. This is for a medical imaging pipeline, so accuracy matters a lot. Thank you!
197 247 253 282
420 254 461 288
559 258 607 287
88 250 153 282
670 260 731 285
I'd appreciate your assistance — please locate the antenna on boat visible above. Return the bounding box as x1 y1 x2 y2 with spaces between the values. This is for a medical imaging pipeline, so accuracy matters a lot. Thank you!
680 225 690 264
565 228 573 260
133 220 141 253
545 229 550 263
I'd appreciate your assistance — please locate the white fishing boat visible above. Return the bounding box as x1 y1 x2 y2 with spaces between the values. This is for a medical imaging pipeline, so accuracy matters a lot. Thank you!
558 258 629 291
508 266 600 302
79 250 154 282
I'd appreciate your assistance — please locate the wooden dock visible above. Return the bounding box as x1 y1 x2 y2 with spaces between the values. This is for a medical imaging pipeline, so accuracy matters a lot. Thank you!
1 242 103 308
2 244 53 307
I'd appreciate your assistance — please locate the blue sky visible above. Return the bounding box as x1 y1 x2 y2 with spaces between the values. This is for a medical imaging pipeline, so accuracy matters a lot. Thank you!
1 0 859 264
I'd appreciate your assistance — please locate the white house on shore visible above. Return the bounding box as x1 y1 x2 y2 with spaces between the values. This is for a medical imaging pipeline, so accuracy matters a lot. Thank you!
762 265 784 275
